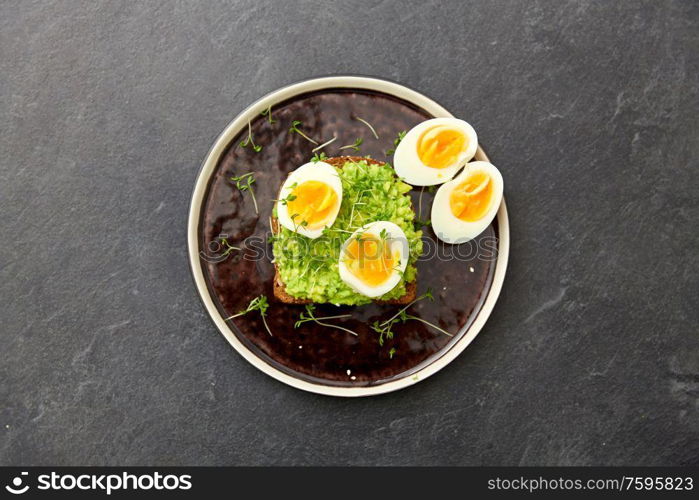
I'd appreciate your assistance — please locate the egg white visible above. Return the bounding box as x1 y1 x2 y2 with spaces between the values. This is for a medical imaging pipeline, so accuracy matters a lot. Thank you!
431 161 503 244
394 117 478 186
338 221 409 298
276 161 343 239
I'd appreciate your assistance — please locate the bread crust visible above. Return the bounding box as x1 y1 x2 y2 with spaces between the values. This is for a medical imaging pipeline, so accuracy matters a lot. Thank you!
271 156 417 305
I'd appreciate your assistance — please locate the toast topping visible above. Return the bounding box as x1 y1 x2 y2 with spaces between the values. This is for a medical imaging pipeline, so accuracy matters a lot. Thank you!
343 233 398 287
287 180 339 229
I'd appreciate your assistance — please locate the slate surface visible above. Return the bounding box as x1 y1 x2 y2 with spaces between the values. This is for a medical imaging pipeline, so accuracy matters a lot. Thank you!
1 0 697 465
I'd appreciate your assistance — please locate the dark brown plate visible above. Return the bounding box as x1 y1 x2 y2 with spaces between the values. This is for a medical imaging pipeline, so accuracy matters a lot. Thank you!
188 77 509 397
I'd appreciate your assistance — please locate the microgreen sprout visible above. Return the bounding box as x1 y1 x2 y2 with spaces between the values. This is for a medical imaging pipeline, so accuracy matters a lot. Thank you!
230 172 258 214
371 320 393 346
289 120 318 145
339 137 363 152
294 304 358 336
290 213 309 232
379 288 434 328
312 135 337 152
389 347 396 359
219 237 240 257
371 288 452 346
376 230 392 272
347 189 371 228
399 310 452 337
385 130 407 156
355 117 379 139
240 121 262 152
260 105 276 124
273 193 297 206
311 151 328 163
225 295 273 336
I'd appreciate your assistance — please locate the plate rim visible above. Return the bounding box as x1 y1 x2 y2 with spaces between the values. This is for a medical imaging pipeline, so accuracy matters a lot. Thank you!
187 75 510 397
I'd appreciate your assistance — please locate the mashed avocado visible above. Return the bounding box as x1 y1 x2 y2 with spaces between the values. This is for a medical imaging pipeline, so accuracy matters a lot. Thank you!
273 159 422 305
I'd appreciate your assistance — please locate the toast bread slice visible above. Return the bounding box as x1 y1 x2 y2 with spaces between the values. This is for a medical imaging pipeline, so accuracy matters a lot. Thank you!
271 156 417 305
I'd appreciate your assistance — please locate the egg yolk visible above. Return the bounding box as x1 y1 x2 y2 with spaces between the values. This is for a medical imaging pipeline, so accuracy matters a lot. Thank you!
417 125 467 169
449 172 493 222
287 180 338 229
344 233 397 286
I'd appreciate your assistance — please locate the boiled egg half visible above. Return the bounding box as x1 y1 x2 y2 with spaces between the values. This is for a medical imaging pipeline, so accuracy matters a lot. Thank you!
431 161 503 244
338 221 409 298
394 117 478 186
276 161 343 239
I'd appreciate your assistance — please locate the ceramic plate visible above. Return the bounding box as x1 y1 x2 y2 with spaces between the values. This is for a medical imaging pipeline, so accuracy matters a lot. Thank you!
188 76 509 397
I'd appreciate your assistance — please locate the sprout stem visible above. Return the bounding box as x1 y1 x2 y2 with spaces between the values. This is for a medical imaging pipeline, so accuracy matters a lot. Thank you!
312 135 337 152
356 117 379 139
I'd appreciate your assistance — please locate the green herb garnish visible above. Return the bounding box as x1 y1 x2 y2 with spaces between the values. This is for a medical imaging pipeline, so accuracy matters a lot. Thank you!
339 137 363 152
260 105 276 124
225 295 273 336
230 172 259 215
289 120 318 145
371 288 452 345
379 228 389 241
389 347 396 359
371 319 393 346
289 213 309 232
240 121 262 152
274 193 297 206
311 151 328 163
295 304 358 336
385 130 407 156
219 237 240 257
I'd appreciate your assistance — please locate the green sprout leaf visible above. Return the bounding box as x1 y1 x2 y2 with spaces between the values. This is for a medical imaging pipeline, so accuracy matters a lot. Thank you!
385 130 407 156
225 295 273 336
289 120 319 145
230 172 259 215
311 151 329 163
239 120 263 153
339 137 363 152
260 105 276 124
371 288 451 347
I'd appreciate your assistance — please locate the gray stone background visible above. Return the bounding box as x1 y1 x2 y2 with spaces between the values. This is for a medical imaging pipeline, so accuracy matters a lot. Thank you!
1 0 697 465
